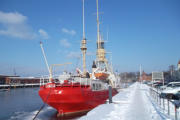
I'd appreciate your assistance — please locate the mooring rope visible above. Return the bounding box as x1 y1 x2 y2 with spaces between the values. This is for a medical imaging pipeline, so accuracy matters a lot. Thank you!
33 87 52 120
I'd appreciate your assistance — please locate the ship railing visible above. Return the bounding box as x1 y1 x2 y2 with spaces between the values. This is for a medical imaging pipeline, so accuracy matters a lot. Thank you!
40 75 99 87
40 75 49 86
77 78 108 90
76 78 107 90
40 75 60 86
78 78 91 86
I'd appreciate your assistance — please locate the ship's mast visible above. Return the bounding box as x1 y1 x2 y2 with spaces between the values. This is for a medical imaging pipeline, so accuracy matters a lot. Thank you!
96 0 100 49
83 0 85 40
96 0 106 65
81 0 87 76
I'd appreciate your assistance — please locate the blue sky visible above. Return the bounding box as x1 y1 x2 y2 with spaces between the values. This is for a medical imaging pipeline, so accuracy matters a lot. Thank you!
0 0 180 76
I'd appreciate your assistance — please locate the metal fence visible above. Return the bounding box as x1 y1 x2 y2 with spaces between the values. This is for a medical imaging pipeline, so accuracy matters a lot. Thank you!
149 88 180 120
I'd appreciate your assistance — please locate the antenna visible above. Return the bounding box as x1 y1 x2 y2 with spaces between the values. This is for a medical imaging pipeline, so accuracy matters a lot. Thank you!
13 68 17 76
110 53 113 72
107 27 109 42
83 0 85 39
96 0 100 48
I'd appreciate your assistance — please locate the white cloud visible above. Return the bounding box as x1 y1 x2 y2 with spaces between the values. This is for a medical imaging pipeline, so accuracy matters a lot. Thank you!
60 39 71 47
62 28 76 36
67 51 81 58
39 29 49 39
0 11 27 24
0 11 36 39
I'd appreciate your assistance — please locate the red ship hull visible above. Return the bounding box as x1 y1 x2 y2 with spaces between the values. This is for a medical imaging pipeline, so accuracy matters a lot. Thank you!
39 83 118 116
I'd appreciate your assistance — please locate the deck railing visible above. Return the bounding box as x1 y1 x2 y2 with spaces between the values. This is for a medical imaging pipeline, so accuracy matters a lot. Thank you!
39 75 108 90
149 87 180 120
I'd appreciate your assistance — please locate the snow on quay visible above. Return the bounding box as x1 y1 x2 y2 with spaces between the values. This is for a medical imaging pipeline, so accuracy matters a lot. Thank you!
79 82 171 120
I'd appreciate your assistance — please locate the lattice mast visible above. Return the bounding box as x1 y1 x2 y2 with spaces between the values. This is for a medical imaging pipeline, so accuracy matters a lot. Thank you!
81 0 87 76
96 0 106 64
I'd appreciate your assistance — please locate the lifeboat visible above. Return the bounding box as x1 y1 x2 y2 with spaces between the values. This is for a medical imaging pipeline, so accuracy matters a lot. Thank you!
94 72 109 80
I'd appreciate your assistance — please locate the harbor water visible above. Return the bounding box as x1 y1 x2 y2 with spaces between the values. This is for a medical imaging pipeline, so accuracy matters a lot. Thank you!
0 87 82 120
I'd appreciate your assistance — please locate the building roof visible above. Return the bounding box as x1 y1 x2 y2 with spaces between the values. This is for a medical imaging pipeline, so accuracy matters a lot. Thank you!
178 60 180 64
0 75 40 79
8 77 40 79
0 75 19 78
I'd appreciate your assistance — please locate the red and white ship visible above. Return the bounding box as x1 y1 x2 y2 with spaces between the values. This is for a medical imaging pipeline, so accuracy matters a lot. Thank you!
39 0 118 116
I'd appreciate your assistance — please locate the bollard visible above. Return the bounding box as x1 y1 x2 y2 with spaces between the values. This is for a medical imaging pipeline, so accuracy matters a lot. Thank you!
168 99 170 115
108 85 112 103
157 92 159 103
175 106 177 120
156 92 158 101
163 98 165 111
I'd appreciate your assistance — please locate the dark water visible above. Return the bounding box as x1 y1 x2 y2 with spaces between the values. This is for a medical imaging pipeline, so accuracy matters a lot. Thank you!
0 88 84 120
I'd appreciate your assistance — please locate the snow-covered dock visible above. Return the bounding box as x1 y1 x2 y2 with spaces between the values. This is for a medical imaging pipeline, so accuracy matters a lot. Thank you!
80 82 173 120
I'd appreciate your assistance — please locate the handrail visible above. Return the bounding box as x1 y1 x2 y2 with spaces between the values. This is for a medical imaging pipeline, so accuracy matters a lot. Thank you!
149 87 180 120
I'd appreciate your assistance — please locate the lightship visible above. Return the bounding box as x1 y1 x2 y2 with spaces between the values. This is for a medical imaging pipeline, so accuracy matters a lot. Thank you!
39 0 118 116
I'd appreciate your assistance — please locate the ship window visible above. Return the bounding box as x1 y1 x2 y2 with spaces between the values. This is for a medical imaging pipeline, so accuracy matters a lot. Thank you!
92 83 103 91
93 83 95 90
96 84 98 90
99 84 101 89
95 84 97 90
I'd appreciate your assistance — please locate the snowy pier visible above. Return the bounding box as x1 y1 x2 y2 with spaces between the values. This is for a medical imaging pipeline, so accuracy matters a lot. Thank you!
80 82 179 120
